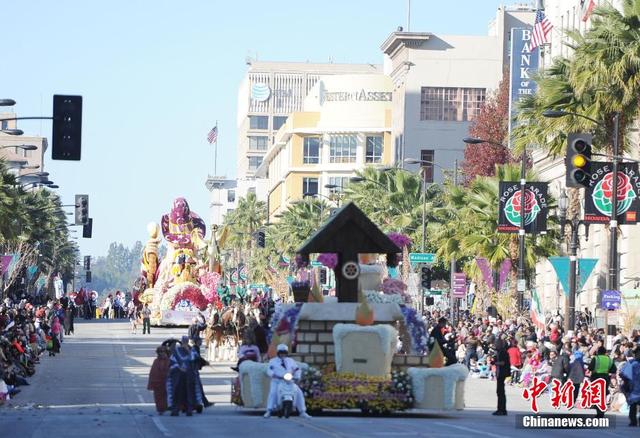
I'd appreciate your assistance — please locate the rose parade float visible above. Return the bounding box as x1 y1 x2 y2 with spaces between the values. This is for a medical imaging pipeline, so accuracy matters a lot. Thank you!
233 202 467 414
136 197 221 326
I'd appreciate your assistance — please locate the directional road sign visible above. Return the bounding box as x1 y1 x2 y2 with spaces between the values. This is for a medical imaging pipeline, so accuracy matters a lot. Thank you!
409 253 436 264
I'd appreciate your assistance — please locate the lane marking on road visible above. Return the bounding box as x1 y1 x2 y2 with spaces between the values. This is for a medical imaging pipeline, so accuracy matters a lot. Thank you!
152 416 171 437
432 421 510 438
289 419 345 437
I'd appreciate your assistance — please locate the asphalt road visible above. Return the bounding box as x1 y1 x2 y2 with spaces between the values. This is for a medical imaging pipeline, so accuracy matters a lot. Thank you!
0 320 636 438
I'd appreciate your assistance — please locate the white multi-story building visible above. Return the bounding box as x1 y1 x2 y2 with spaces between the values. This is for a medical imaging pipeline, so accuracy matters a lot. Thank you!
206 61 382 226
531 0 635 328
381 5 535 183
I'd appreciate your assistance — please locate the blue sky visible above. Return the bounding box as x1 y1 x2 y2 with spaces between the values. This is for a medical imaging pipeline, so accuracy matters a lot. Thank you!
2 0 532 257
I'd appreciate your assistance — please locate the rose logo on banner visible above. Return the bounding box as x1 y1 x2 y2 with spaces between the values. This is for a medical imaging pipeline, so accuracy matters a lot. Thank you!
592 171 636 217
504 189 540 227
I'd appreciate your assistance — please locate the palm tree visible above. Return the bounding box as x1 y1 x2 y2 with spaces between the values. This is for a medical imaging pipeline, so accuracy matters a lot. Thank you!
342 166 442 246
270 198 331 257
433 163 558 318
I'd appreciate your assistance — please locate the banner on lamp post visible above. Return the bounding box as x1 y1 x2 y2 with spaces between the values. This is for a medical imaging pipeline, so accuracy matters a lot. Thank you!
584 162 640 224
498 181 549 233
508 27 538 145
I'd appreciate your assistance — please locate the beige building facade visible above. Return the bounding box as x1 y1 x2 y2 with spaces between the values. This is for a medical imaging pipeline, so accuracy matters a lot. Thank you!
0 112 48 175
255 74 393 222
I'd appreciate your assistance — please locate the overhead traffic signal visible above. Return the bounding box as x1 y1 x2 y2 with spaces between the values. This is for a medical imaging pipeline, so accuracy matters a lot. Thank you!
52 95 83 160
85 270 92 283
566 133 592 188
421 266 432 289
256 230 266 248
83 255 91 271
83 218 93 238
75 194 89 225
319 268 327 285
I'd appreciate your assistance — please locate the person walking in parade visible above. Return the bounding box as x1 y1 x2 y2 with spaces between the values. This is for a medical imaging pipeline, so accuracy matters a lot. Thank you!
492 337 510 416
588 346 617 418
141 303 151 334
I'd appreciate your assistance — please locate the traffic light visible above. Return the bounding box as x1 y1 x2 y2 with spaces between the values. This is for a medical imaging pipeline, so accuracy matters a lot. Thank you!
83 255 91 271
75 194 89 225
85 270 92 283
52 95 83 160
566 133 592 188
421 266 432 289
256 230 266 248
319 268 327 284
83 218 93 238
424 296 435 306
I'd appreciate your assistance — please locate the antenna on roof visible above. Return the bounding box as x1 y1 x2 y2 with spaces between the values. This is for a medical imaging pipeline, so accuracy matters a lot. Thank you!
406 0 411 31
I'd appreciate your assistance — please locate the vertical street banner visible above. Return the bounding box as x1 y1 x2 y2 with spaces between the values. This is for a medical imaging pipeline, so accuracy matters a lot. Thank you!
584 162 640 224
452 273 467 298
498 182 549 233
508 27 538 145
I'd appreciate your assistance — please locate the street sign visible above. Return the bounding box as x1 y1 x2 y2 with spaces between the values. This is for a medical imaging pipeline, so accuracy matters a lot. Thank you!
409 253 436 264
425 289 442 296
452 273 466 298
517 279 526 292
310 261 322 267
601 290 622 311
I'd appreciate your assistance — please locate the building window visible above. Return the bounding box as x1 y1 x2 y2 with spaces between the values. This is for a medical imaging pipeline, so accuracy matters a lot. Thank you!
303 137 321 164
1 120 7 130
273 116 287 131
365 136 383 163
248 156 263 170
227 190 236 203
329 134 357 163
420 87 485 122
249 115 268 130
328 176 350 192
302 177 319 196
420 150 434 183
248 136 269 151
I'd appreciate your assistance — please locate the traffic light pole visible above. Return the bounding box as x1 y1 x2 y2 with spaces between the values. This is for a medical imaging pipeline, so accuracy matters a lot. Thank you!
449 160 457 326
606 113 620 334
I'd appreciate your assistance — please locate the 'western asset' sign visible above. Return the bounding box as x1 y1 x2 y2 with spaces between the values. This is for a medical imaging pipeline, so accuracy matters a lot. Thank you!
323 90 392 102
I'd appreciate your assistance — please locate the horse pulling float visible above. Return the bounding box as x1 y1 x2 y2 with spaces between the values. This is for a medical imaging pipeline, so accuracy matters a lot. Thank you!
234 203 468 414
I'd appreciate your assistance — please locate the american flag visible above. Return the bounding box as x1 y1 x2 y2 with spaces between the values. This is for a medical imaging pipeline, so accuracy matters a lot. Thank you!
530 9 553 50
207 125 218 144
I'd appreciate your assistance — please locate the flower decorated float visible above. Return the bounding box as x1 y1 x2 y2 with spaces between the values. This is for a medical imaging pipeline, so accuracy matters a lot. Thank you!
235 203 467 413
137 197 221 326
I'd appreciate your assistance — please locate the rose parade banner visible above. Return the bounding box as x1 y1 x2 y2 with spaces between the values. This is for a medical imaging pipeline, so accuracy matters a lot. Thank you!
584 162 640 224
498 182 549 233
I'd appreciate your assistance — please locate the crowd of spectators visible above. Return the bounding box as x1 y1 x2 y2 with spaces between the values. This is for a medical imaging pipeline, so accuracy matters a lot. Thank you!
423 309 640 424
0 295 74 404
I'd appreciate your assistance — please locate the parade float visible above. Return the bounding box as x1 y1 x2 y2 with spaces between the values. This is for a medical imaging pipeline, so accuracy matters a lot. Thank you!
136 198 222 326
233 202 467 414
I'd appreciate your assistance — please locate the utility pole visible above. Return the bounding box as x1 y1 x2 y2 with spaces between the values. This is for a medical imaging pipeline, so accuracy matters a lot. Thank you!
450 160 458 326
606 112 620 334
517 146 527 312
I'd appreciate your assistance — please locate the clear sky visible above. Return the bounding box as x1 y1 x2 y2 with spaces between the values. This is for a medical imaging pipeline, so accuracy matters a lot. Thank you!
2 0 532 258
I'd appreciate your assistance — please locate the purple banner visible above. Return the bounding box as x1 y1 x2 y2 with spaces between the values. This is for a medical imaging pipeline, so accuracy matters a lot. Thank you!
453 273 467 298
498 259 512 292
0 255 12 275
475 257 493 290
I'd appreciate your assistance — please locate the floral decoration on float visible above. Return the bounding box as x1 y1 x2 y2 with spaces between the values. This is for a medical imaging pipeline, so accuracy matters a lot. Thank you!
198 271 222 307
399 306 428 355
160 282 209 311
317 253 338 269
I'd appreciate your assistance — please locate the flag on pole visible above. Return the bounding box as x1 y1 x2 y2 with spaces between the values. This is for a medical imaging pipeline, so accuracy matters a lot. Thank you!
530 289 545 329
530 9 553 50
207 125 218 144
580 0 596 22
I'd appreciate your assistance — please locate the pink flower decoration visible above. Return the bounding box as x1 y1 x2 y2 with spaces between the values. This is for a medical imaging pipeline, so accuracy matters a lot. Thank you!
379 278 411 304
171 283 210 310
317 253 338 269
199 271 221 304
387 232 412 249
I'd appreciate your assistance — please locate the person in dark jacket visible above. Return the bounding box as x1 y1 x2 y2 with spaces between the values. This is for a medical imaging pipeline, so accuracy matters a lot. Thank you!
493 337 510 416
549 347 570 384
620 348 640 427
568 351 586 402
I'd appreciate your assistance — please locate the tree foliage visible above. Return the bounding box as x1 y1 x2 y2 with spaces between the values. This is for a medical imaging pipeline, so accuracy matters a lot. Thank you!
462 70 514 182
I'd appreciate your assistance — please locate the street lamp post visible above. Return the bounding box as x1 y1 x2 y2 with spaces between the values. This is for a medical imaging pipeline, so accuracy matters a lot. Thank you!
463 136 526 310
558 189 589 332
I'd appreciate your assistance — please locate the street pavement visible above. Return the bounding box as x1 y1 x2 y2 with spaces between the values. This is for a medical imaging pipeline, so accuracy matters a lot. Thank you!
0 320 636 437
